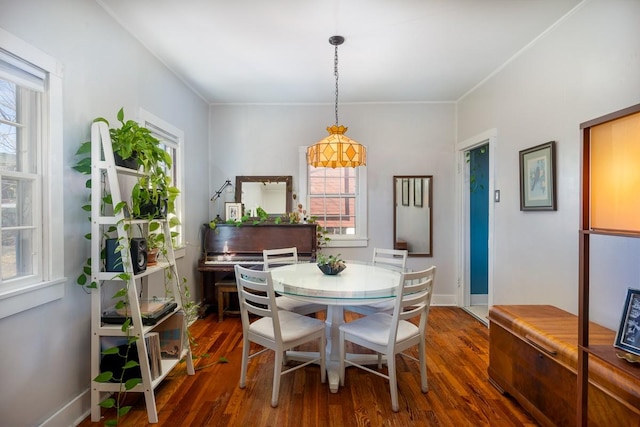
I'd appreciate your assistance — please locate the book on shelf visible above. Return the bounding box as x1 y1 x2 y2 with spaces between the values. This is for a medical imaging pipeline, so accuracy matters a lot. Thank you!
155 310 185 359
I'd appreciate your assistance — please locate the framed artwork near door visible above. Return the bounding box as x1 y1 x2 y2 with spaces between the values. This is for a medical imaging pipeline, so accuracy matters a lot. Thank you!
519 141 557 211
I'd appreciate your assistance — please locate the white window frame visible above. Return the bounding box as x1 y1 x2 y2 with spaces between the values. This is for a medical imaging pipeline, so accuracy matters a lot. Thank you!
0 28 65 319
298 146 368 247
139 109 185 256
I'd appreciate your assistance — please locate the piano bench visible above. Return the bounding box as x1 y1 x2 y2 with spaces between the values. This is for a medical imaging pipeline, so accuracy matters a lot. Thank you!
216 280 240 322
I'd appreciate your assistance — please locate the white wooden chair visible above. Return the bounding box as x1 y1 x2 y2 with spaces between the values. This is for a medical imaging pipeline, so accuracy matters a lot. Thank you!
345 248 409 315
339 266 436 412
263 247 326 316
234 264 326 407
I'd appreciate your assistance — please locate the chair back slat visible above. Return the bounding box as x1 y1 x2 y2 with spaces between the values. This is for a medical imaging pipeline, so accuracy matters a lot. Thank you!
390 266 436 338
263 247 298 271
373 248 408 271
235 264 282 339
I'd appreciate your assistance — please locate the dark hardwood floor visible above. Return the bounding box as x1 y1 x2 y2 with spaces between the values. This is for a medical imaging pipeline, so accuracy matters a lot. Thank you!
78 307 538 426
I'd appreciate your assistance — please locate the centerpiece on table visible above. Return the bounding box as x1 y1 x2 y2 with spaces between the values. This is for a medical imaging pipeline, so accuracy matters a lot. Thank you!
317 253 346 275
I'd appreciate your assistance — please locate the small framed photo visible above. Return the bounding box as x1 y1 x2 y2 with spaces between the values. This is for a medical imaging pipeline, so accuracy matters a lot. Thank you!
615 288 640 357
225 202 242 222
519 141 557 211
402 179 409 206
414 178 423 207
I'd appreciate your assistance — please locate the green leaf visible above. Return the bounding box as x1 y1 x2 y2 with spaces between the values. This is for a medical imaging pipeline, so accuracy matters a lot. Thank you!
117 107 124 122
101 346 120 355
118 405 133 416
94 372 113 383
84 233 91 240
77 274 87 285
113 288 127 298
218 356 229 363
83 266 91 275
123 360 140 370
124 378 141 390
104 419 118 427
81 204 91 212
98 398 115 409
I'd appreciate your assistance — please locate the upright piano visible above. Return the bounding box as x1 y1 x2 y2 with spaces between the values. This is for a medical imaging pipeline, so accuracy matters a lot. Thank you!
197 223 317 316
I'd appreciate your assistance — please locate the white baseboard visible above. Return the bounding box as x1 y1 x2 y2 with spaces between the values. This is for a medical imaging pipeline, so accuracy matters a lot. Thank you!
470 293 488 306
39 388 90 427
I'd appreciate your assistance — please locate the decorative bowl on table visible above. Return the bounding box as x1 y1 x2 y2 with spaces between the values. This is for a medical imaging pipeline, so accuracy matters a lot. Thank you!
318 263 346 275
317 253 346 275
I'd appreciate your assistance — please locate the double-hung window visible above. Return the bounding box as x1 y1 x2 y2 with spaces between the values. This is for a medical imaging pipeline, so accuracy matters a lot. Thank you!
298 147 367 247
0 29 64 318
139 109 184 250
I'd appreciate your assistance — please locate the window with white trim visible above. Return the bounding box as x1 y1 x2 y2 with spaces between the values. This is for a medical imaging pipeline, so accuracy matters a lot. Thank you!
0 29 65 319
139 110 184 248
298 147 367 247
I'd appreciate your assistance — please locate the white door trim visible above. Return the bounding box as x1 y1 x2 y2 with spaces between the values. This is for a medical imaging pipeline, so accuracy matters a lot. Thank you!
455 129 497 308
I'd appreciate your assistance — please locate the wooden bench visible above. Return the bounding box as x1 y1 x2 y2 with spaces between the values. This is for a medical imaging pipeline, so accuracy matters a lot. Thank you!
215 280 239 322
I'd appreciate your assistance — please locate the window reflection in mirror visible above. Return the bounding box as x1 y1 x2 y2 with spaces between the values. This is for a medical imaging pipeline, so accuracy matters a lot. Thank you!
393 176 432 257
235 176 292 216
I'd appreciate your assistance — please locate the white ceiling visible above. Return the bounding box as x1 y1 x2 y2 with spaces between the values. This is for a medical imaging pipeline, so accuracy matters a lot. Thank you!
98 0 583 105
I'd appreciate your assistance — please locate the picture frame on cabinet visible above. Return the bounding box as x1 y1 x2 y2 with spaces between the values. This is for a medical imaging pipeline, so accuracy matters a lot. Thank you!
519 141 557 211
225 202 242 222
614 288 640 357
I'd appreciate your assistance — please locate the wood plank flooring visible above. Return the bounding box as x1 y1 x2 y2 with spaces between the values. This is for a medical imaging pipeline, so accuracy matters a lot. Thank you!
78 307 538 427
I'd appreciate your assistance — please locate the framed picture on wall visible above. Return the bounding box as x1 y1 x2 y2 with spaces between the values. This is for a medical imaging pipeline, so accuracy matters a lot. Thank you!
414 178 423 207
402 179 410 206
225 202 242 222
519 141 557 211
614 288 640 358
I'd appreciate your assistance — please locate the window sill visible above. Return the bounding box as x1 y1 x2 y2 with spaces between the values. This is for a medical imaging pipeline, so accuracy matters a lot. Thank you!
173 246 186 259
0 277 66 319
325 238 368 248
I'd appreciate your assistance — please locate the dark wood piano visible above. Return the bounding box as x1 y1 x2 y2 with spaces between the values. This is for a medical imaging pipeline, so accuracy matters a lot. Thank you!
197 223 317 317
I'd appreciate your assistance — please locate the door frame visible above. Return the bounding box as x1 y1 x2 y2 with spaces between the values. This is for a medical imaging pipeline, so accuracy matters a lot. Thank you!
455 129 497 308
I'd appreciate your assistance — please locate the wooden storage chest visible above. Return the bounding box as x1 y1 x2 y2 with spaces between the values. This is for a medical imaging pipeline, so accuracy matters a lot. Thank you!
488 305 640 427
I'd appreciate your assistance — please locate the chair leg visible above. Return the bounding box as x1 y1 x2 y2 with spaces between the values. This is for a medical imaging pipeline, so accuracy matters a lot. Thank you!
377 352 383 369
419 340 428 392
320 333 326 384
271 349 283 407
239 337 249 388
339 330 346 386
388 354 399 412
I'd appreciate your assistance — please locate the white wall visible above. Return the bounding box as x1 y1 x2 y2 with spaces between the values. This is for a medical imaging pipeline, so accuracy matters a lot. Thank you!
0 0 210 425
209 103 457 304
457 0 640 328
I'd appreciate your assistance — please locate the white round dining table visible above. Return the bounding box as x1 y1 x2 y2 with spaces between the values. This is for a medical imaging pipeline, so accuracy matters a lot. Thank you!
271 262 402 393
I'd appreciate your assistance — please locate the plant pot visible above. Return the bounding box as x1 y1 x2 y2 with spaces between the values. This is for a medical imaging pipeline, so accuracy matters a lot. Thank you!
134 189 168 219
114 152 138 170
147 248 159 266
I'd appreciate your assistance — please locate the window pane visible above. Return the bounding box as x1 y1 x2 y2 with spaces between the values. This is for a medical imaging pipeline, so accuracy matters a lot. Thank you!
2 228 33 280
0 122 17 170
308 165 359 236
2 178 32 227
0 79 17 122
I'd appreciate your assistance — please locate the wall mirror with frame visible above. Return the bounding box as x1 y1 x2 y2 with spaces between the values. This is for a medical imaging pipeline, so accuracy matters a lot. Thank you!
393 175 433 257
235 175 293 216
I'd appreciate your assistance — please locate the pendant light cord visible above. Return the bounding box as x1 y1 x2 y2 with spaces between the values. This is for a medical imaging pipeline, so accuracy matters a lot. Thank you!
334 43 339 127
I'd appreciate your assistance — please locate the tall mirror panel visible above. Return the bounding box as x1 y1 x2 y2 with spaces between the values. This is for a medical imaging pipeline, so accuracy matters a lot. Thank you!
393 175 432 257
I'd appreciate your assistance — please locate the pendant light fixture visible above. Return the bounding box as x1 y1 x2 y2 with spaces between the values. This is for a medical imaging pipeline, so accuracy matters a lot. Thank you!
307 35 366 168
